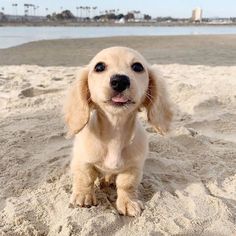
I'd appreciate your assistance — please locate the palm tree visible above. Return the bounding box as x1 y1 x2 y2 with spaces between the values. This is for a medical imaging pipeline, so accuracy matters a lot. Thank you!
1 7 5 14
92 7 97 18
82 6 86 18
33 6 39 16
24 9 28 16
24 4 29 16
25 4 34 16
12 3 18 15
79 6 82 19
76 6 79 18
29 4 35 16
86 6 90 18
89 7 91 19
83 6 86 18
137 11 141 19
84 6 87 18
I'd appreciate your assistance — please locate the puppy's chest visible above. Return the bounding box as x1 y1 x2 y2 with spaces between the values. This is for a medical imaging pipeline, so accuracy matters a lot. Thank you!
94 142 127 172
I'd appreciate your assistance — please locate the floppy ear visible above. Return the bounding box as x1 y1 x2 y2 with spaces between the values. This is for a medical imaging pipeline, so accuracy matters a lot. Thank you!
143 65 173 134
63 67 90 137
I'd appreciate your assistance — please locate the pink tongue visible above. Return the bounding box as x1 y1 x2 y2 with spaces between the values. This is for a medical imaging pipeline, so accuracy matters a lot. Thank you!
112 94 128 103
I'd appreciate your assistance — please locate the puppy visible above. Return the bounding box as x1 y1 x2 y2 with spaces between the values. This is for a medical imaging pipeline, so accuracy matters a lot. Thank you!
64 47 172 216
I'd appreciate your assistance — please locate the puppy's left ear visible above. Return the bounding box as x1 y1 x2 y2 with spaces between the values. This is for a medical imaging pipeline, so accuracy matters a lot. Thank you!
143 65 173 134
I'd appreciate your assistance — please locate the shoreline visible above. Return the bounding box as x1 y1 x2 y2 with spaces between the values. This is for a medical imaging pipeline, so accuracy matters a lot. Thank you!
0 35 236 66
1 21 236 27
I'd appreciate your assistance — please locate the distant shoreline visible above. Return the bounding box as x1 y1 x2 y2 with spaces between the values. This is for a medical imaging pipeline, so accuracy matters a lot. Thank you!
1 21 236 27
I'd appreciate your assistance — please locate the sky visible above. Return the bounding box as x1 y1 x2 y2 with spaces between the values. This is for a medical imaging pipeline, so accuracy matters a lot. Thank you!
1 0 236 18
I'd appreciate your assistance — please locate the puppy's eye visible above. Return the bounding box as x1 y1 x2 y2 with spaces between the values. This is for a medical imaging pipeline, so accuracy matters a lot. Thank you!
94 62 106 72
131 62 144 73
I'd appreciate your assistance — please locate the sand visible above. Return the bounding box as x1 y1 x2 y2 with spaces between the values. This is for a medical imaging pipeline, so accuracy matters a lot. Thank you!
0 36 236 235
0 35 236 67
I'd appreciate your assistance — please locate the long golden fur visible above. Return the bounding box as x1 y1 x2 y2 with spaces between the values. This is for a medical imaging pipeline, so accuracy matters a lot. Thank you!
64 47 172 216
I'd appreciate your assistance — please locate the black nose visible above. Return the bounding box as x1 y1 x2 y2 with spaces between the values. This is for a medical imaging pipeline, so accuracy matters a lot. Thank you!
110 74 130 92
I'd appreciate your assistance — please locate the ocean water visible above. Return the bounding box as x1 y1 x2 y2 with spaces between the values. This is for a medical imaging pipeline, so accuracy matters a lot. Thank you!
0 26 236 49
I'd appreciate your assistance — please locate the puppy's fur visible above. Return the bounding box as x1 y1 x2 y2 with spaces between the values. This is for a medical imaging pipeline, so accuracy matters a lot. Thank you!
64 47 172 216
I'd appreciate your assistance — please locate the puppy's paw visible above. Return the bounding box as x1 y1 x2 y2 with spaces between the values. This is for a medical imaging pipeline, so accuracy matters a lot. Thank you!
116 196 144 217
69 190 97 208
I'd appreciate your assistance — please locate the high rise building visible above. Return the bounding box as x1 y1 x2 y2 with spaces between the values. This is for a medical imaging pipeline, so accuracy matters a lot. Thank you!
192 7 203 22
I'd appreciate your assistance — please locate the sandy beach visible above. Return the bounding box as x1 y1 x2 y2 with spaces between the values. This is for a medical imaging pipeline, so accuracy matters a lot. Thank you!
0 36 236 236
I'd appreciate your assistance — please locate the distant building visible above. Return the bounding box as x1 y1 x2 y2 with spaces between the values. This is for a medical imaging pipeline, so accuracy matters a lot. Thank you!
192 7 203 22
115 17 125 24
1 14 46 22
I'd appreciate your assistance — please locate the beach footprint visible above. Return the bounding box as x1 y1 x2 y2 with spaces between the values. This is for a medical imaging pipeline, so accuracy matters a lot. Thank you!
19 87 62 98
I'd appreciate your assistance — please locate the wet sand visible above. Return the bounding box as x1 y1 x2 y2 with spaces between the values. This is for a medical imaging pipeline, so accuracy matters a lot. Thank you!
0 35 236 66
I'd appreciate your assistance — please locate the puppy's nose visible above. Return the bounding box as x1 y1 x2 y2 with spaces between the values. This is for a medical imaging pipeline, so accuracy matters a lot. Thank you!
110 74 130 92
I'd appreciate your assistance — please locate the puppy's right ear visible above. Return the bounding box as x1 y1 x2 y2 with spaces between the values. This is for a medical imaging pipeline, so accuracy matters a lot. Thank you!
63 67 90 137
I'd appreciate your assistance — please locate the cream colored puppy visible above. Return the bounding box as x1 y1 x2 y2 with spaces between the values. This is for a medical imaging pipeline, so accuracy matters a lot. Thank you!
64 47 172 216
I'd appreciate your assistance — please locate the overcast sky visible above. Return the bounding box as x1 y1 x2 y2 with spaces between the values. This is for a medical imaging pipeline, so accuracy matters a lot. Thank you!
1 0 236 17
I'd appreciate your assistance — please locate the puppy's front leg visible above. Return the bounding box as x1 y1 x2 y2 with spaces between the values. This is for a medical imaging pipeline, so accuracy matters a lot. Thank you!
116 168 144 216
70 164 98 207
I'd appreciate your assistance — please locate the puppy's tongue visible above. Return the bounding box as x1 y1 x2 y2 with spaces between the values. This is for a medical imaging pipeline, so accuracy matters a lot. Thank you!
111 94 128 103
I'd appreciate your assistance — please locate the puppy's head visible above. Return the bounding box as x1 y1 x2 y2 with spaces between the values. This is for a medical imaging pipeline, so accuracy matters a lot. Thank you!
88 47 149 115
64 47 172 136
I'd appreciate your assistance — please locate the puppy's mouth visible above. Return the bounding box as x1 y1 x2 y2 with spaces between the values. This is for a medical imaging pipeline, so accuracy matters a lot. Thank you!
107 93 134 107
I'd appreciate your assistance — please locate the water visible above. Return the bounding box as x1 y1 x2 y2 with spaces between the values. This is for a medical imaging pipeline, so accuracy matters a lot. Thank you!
0 26 236 49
